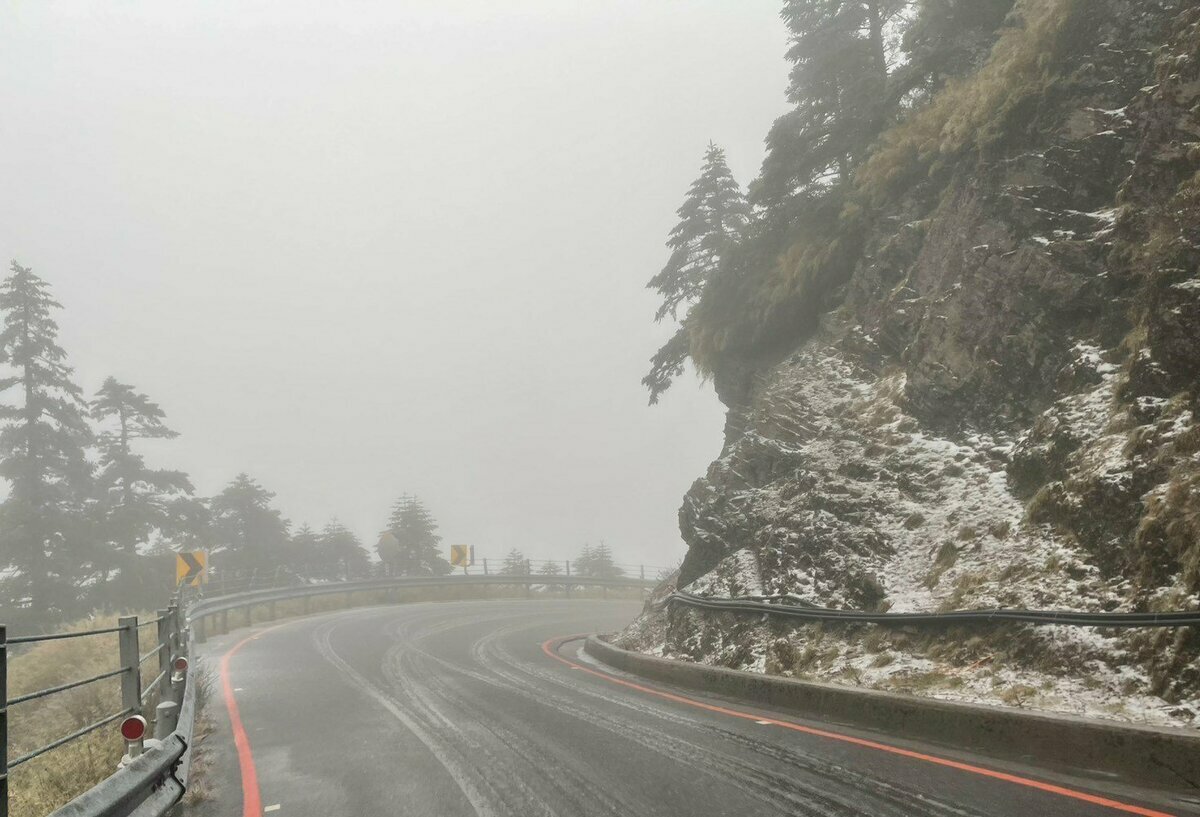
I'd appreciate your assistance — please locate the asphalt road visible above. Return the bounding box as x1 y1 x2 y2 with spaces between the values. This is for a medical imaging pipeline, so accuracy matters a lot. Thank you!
187 600 1198 817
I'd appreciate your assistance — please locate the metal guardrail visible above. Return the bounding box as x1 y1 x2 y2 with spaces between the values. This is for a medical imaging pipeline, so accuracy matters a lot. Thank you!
664 591 1200 627
188 572 658 642
200 559 673 599
5 571 654 817
1 607 191 817
48 653 199 817
47 736 186 817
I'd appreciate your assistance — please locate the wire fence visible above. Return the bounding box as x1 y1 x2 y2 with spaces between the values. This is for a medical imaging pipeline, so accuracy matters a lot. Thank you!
1 606 187 817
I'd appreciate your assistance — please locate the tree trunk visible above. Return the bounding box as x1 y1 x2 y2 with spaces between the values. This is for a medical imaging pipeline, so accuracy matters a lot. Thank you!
866 0 888 84
21 307 46 612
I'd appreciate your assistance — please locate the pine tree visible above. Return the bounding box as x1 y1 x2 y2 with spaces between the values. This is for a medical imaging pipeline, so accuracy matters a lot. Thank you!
0 262 94 617
92 379 193 551
538 560 563 576
501 548 528 576
91 378 194 599
290 523 326 576
321 519 371 580
382 494 451 576
644 144 749 403
892 0 1013 102
648 143 751 323
574 543 595 577
590 542 624 580
753 1 909 211
210 473 291 571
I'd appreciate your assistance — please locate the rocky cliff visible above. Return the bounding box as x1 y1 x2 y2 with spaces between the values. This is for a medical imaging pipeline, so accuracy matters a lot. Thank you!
622 0 1200 727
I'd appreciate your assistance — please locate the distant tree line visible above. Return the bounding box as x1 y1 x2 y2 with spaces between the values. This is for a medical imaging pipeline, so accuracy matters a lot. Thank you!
0 262 453 626
645 0 1016 401
498 542 625 579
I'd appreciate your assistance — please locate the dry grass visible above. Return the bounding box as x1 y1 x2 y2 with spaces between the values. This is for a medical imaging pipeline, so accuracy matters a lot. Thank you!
7 611 169 817
858 0 1077 201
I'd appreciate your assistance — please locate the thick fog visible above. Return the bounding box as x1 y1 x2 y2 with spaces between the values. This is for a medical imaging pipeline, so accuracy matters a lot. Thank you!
0 1 786 568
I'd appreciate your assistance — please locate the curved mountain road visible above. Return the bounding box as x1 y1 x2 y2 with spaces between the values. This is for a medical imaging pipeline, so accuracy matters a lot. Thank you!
187 600 1197 817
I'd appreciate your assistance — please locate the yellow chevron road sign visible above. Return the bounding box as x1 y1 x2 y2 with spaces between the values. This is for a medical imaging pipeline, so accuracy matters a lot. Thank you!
176 551 207 587
449 545 474 567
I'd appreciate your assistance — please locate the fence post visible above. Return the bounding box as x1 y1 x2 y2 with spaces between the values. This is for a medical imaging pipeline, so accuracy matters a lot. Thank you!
2 624 8 817
640 565 645 581
117 615 143 758
118 617 141 714
482 558 488 576
168 604 183 658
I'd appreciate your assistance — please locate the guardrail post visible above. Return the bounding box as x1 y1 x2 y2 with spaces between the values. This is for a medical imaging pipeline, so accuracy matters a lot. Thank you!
219 609 228 635
195 615 207 644
156 609 171 707
2 624 8 817
117 616 143 755
640 565 645 581
153 700 179 739
482 558 488 576
565 561 571 598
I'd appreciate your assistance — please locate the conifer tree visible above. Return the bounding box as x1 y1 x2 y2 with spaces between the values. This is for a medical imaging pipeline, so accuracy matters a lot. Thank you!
382 494 451 576
893 0 1012 101
0 262 94 616
92 379 193 543
574 543 595 577
501 548 528 576
210 473 291 571
644 143 749 403
589 542 624 579
538 560 563 576
159 495 214 557
290 523 326 576
647 143 751 323
321 519 371 579
753 0 909 210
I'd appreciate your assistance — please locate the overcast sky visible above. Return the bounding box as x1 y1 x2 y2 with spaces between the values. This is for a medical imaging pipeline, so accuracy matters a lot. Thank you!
1 1 788 569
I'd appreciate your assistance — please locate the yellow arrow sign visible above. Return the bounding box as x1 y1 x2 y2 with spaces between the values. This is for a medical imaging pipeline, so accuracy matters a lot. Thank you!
449 545 473 567
176 551 207 587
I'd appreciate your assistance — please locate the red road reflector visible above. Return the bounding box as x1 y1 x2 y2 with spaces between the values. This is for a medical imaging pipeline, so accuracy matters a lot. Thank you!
173 656 189 672
120 715 147 741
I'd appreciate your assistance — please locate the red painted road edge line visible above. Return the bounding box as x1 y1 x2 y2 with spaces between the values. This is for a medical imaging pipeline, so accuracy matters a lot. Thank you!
219 624 293 817
542 636 1178 817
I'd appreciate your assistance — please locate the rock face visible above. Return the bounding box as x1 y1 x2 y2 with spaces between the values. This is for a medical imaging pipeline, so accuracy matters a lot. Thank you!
623 2 1200 725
